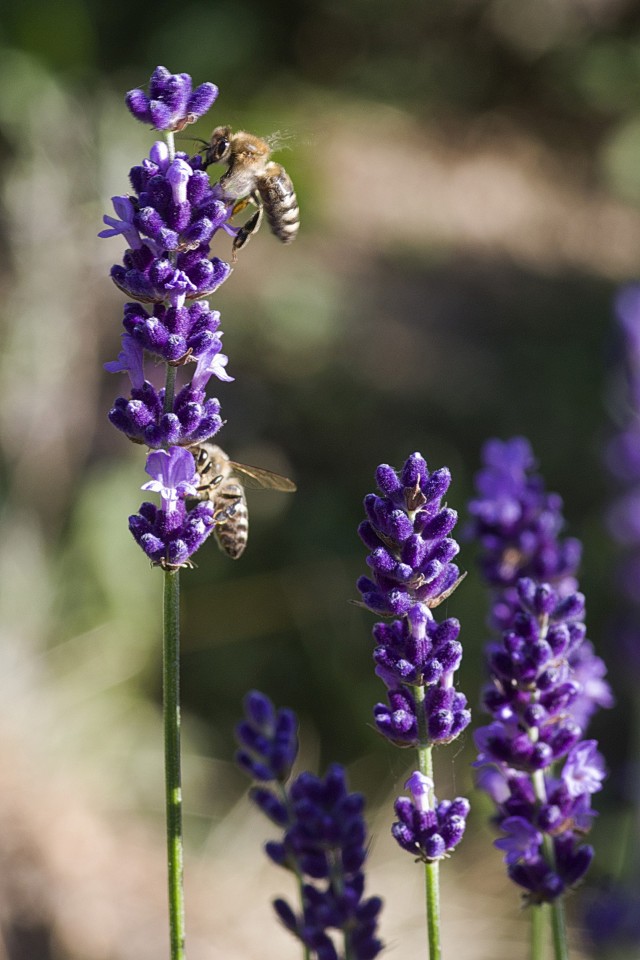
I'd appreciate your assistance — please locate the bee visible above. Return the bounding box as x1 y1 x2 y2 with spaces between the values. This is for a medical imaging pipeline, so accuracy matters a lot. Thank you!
204 126 300 260
193 443 297 559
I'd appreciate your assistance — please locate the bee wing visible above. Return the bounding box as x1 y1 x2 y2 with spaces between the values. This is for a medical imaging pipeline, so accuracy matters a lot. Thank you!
228 461 297 492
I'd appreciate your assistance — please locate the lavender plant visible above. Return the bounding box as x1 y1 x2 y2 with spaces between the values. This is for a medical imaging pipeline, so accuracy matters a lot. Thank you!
99 65 264 960
604 286 640 637
583 284 640 958
356 452 470 960
468 438 611 960
236 690 384 960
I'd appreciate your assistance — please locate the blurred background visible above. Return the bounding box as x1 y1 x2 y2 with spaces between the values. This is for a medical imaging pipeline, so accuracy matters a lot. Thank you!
1 0 640 957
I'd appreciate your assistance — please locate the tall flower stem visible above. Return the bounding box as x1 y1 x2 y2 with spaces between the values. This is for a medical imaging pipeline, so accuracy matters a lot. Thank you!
164 568 186 960
549 897 568 960
424 859 441 960
530 905 546 960
416 687 442 960
275 783 312 960
532 771 569 960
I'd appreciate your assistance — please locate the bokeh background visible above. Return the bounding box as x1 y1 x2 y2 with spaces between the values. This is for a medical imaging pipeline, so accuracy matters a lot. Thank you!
1 1 640 957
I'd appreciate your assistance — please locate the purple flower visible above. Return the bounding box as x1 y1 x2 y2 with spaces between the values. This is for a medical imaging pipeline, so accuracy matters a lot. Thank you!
99 196 144 249
357 453 461 616
236 693 383 960
128 447 219 567
392 772 469 862
104 333 145 389
583 883 640 953
561 741 606 798
372 604 463 689
494 817 543 866
604 286 640 669
102 141 234 305
125 66 218 132
358 454 469 741
141 447 199 511
121 300 224 365
468 439 611 730
191 340 234 389
107 376 224 448
468 437 582 626
235 690 298 783
471 580 604 901
508 836 593 905
104 65 241 563
129 499 216 569
357 452 470 868
468 439 610 902
373 685 470 748
111 248 231 305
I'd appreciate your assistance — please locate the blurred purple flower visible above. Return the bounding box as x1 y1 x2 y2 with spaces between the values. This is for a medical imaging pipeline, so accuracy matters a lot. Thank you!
469 440 610 902
236 692 383 960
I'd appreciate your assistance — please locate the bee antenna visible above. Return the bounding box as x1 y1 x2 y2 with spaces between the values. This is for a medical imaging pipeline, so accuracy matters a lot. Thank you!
177 135 209 148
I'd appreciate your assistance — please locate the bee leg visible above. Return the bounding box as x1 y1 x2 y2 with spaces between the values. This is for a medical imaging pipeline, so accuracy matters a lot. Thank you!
231 196 263 262
213 496 242 523
196 474 224 498
231 198 251 216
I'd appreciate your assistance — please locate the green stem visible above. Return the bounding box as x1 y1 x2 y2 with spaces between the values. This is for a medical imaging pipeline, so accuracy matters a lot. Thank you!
532 771 569 960
415 686 442 960
164 568 186 960
276 784 311 960
331 854 353 960
424 858 441 960
549 897 569 960
530 904 546 960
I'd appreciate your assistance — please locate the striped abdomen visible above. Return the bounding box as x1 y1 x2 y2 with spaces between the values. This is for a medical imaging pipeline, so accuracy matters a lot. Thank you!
214 479 249 560
259 162 300 244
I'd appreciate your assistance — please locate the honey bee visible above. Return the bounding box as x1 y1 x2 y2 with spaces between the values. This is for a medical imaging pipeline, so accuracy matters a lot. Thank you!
193 443 296 559
204 126 300 260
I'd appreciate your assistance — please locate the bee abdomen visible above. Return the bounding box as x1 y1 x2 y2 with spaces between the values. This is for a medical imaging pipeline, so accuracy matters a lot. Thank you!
214 481 249 560
260 164 300 244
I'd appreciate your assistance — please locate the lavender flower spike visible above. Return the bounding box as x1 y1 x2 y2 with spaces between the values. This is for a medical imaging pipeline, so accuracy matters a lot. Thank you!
235 690 298 783
357 451 470 957
358 452 462 617
472 579 605 901
469 440 610 909
236 691 383 960
468 436 582 626
358 452 470 754
468 436 612 727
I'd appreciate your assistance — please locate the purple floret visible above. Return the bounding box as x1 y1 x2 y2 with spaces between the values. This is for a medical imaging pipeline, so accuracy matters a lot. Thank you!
125 66 218 132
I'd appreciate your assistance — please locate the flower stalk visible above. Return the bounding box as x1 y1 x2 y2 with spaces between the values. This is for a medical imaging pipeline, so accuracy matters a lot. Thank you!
530 905 545 960
468 438 611 959
357 452 471 959
416 695 441 960
163 568 185 960
100 65 242 959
